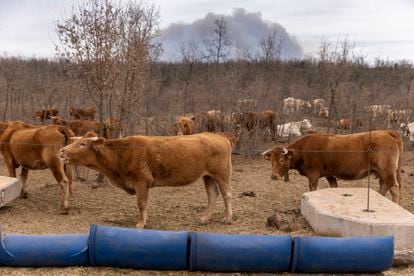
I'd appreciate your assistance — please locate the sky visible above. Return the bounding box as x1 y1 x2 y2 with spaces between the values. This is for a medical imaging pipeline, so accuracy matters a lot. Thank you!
0 0 413 62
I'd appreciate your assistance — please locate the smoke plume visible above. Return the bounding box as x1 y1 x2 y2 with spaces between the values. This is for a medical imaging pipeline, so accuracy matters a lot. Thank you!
158 8 303 61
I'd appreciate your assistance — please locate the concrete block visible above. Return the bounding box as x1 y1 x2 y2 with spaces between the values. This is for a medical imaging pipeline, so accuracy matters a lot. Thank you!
301 188 414 249
0 176 22 208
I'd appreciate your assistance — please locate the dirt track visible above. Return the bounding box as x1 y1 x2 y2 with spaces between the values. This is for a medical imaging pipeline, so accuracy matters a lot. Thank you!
0 138 413 275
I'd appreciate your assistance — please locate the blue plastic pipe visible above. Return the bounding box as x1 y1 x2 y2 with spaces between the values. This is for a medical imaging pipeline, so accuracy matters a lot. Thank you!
189 232 292 272
291 236 394 273
0 226 89 267
88 224 189 270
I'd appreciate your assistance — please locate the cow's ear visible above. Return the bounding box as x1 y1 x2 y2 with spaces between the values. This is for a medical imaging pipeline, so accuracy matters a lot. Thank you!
286 150 294 159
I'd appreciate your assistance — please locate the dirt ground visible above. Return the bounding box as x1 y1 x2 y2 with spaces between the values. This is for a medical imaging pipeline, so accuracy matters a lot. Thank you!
0 137 413 275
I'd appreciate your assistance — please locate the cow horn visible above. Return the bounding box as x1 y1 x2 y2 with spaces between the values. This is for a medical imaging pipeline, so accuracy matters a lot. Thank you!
282 148 288 155
69 136 82 140
86 137 99 141
261 149 272 156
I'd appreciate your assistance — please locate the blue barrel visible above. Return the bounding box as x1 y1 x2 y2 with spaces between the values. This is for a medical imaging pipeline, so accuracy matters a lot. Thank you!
0 227 89 267
88 224 189 270
189 232 292 272
291 236 394 273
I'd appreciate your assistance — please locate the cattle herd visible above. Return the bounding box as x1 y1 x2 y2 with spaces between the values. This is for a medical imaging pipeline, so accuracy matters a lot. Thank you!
0 98 413 229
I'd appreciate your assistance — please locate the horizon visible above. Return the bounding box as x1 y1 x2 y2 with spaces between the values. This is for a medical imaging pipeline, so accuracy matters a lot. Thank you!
0 0 413 63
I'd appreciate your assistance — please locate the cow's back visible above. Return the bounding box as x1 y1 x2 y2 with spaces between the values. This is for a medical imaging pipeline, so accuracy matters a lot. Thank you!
125 133 232 187
294 131 401 179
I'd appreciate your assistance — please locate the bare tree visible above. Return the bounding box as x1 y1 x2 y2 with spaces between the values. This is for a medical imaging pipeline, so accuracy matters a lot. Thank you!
56 0 159 137
258 31 285 63
203 16 232 64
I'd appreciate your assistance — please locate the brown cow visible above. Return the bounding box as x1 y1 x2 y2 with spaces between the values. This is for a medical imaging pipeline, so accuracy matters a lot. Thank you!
51 116 109 138
318 106 329 118
60 132 233 228
0 122 10 138
0 121 74 213
231 110 277 140
195 110 225 132
173 116 196 135
262 130 403 204
34 108 59 122
337 119 351 130
69 106 96 120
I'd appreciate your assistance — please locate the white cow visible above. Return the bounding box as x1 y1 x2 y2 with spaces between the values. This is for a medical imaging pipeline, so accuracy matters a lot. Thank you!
276 119 313 137
283 97 311 116
400 122 414 143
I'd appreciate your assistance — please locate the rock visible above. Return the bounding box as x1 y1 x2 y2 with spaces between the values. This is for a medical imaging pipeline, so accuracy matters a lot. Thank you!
266 214 283 229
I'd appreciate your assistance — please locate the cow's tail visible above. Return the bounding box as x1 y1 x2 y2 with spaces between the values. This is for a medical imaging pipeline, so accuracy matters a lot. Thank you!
397 134 403 205
58 126 75 146
387 130 403 204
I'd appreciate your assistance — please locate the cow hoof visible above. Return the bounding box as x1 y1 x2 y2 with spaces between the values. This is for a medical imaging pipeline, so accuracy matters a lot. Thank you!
223 218 232 225
136 223 145 228
59 208 69 215
20 192 28 199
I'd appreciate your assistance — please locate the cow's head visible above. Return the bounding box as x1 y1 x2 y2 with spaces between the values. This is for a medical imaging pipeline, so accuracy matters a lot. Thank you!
60 131 104 166
262 147 293 180
173 117 195 136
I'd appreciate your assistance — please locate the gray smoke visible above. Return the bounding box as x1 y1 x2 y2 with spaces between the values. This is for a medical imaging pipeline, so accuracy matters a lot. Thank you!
158 8 303 61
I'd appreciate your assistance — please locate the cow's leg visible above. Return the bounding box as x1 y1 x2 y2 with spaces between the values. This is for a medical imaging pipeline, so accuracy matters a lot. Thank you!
200 176 219 225
307 173 320 191
214 174 232 224
20 167 29 198
382 173 400 204
65 164 74 197
47 161 70 214
3 153 17 178
134 184 149 228
326 176 338 188
378 178 389 196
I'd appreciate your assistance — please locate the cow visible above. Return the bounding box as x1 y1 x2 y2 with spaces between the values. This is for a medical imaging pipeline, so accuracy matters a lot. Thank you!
400 122 414 146
337 119 351 130
0 121 74 213
236 98 258 112
34 108 59 122
262 130 403 204
366 104 391 118
60 132 233 228
276 119 313 138
0 122 10 138
69 106 96 120
173 116 196 136
283 97 311 116
318 106 329 118
231 110 277 141
386 109 412 127
195 110 225 133
312 98 325 115
51 116 109 138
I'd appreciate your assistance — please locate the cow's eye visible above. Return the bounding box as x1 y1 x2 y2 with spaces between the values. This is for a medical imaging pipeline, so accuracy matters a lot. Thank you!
80 142 87 147
279 158 284 164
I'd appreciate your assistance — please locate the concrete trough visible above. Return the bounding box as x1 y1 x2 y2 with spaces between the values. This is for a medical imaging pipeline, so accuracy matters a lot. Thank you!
0 176 22 208
301 188 414 249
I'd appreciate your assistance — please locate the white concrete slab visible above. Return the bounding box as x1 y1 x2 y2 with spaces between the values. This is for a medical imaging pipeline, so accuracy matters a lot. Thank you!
301 188 414 249
0 176 22 208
